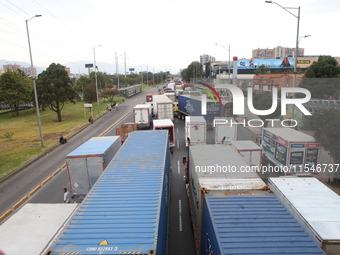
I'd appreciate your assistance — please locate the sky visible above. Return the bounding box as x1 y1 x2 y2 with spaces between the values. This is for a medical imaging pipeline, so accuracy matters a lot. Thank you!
1 0 340 75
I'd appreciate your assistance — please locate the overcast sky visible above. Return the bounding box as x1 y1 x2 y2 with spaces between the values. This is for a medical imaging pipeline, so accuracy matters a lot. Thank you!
1 0 340 74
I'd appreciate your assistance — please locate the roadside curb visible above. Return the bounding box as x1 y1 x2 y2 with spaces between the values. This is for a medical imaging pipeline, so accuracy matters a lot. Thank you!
0 112 108 185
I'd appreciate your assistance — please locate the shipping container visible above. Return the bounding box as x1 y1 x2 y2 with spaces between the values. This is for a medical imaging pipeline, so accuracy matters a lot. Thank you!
230 140 262 167
163 91 176 102
262 128 321 174
0 203 78 255
177 94 221 123
202 193 326 255
47 131 171 255
153 119 175 147
66 136 121 199
269 177 340 255
188 144 268 250
115 122 138 143
152 94 174 121
133 104 152 128
214 117 237 144
185 116 206 147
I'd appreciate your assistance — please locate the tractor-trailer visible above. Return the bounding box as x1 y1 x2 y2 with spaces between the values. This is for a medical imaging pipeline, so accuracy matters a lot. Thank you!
201 192 326 255
230 140 262 167
185 116 206 146
214 117 237 144
133 104 151 128
66 136 121 199
0 203 78 255
177 94 221 123
269 177 340 255
46 130 171 255
153 119 175 147
188 144 268 251
152 94 174 121
261 127 321 174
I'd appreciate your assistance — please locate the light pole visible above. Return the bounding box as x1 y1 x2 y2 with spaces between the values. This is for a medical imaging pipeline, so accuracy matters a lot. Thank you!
26 15 44 147
215 43 231 83
93 45 101 114
265 1 300 120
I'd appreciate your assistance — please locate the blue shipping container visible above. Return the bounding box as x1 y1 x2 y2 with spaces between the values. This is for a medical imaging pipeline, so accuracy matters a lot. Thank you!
178 94 221 122
202 193 326 255
48 130 171 254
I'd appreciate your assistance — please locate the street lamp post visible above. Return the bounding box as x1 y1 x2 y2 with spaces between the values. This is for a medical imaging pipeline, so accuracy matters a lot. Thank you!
265 1 300 121
215 43 231 83
93 45 101 114
26 15 44 147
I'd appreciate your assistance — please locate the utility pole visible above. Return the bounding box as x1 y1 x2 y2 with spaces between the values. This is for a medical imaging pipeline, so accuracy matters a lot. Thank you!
115 51 119 89
124 52 127 78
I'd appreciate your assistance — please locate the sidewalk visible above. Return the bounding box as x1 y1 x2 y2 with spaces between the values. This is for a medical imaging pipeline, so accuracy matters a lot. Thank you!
235 115 340 195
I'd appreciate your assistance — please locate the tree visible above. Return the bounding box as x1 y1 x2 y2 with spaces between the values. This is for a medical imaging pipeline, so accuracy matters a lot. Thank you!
83 82 97 103
251 92 281 127
254 64 270 75
306 108 340 181
36 63 78 122
299 56 340 99
100 89 119 102
0 70 32 116
181 62 204 82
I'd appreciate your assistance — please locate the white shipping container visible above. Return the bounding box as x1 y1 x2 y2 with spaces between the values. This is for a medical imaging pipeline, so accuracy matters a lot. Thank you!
66 136 121 198
0 203 78 255
214 117 237 144
153 95 174 121
153 119 175 147
230 140 262 167
133 104 151 128
268 177 340 255
185 116 206 146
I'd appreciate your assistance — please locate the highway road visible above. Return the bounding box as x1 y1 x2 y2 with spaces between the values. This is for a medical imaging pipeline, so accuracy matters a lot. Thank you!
0 85 265 254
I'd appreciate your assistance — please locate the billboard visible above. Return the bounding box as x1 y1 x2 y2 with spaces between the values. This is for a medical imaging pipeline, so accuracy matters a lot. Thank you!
236 58 294 69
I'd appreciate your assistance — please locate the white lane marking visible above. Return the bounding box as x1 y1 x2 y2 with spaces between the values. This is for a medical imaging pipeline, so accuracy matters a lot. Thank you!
178 160 180 174
179 200 182 231
177 140 179 149
177 127 179 133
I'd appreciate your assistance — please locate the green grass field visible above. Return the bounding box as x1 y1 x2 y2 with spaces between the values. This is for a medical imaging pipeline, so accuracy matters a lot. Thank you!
0 84 155 179
0 99 121 179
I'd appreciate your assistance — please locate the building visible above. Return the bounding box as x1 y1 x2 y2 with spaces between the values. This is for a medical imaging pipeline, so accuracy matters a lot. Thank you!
252 73 304 94
2 64 37 77
200 54 215 64
252 46 304 59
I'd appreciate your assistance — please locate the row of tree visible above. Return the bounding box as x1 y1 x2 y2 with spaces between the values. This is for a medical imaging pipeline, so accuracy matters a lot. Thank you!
0 63 167 122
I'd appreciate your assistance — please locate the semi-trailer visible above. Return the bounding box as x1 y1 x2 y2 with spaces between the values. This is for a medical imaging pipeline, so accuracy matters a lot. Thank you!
269 177 340 255
46 130 171 255
201 193 326 255
66 136 121 199
152 94 174 121
185 116 206 147
153 119 175 147
133 104 152 128
261 127 321 174
0 203 78 255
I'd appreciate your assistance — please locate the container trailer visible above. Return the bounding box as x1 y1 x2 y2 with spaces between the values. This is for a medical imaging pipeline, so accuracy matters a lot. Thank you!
66 136 121 199
269 177 340 255
152 94 174 121
201 193 326 255
46 130 171 255
153 119 175 147
261 127 321 174
185 116 206 147
229 140 262 167
0 203 78 255
214 117 237 144
115 122 138 143
133 104 152 128
187 144 268 250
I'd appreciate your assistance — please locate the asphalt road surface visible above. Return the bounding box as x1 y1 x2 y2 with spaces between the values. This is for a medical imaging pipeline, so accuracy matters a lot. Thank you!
0 86 267 254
